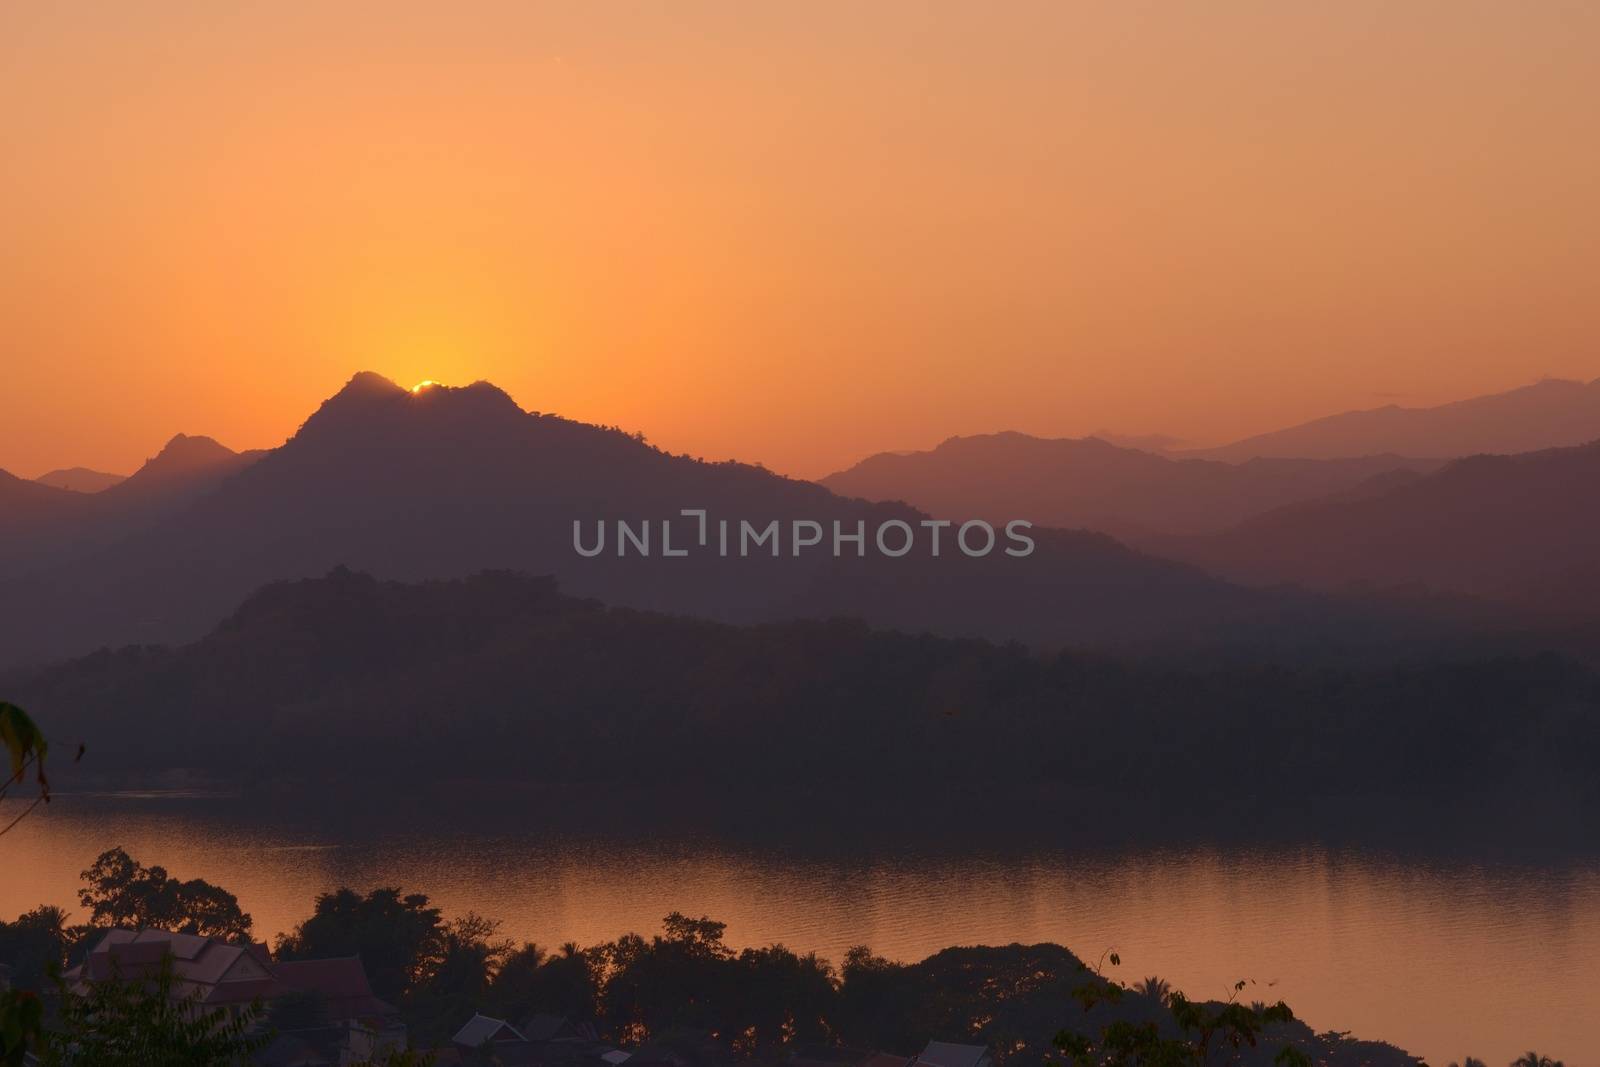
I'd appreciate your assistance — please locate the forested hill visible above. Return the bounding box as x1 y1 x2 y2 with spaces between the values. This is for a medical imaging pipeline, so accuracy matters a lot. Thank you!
7 568 1599 809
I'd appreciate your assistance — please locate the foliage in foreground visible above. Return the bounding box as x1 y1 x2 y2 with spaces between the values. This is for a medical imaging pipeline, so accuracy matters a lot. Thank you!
38 956 267 1067
1050 951 1310 1067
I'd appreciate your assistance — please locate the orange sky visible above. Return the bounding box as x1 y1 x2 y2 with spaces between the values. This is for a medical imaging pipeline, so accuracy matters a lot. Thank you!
3 2 1598 480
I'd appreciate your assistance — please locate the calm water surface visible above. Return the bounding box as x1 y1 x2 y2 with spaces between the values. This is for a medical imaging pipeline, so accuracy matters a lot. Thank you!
4 786 1597 1065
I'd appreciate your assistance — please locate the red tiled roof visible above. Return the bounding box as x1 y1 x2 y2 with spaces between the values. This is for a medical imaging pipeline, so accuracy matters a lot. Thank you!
69 929 392 1020
196 975 285 1005
272 957 397 1020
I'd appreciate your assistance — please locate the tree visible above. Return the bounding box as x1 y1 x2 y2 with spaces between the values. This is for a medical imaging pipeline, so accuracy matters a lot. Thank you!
1134 976 1173 1006
728 943 836 1053
402 914 514 1043
274 887 445 1004
0 906 79 991
39 954 267 1066
78 847 253 942
488 941 597 1022
1511 1055 1564 1067
1051 954 1312 1067
0 989 42 1067
596 914 739 1041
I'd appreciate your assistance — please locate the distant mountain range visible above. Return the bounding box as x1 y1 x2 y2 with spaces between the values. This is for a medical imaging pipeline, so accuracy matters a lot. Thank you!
0 468 95 560
0 373 1442 668
822 432 1439 538
1162 439 1600 612
10 371 1599 668
0 433 262 578
1189 376 1600 461
34 467 126 493
820 375 1600 611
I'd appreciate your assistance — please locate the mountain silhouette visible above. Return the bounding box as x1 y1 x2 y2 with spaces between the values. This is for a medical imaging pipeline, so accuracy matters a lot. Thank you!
9 568 1595 808
1089 431 1187 453
1189 377 1600 461
821 432 1438 539
0 373 1428 667
0 468 96 562
102 433 262 506
1166 439 1600 611
0 434 263 581
34 466 126 493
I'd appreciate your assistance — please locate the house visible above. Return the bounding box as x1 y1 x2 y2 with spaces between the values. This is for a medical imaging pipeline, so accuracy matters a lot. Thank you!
251 1018 411 1067
66 929 397 1018
443 1008 630 1067
272 956 399 1024
67 929 280 1012
64 929 405 1066
453 1013 527 1048
519 1012 591 1044
914 1042 992 1067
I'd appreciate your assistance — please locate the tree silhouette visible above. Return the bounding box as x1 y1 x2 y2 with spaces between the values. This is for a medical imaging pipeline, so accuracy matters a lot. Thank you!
78 847 253 942
1133 976 1171 1006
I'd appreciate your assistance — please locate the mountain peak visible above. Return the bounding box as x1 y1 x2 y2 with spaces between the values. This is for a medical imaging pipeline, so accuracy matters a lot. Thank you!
111 434 243 495
293 372 531 449
339 370 408 399
409 378 524 416
151 433 235 467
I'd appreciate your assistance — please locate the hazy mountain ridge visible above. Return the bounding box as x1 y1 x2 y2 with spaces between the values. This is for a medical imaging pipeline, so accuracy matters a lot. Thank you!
1164 439 1600 610
821 431 1439 538
0 433 262 580
102 432 263 502
1189 376 1600 461
0 372 1448 669
0 468 97 560
33 466 126 493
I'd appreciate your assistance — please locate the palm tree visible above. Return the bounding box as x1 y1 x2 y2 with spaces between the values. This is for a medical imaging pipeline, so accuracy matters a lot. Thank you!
1133 976 1172 1005
1511 1053 1563 1067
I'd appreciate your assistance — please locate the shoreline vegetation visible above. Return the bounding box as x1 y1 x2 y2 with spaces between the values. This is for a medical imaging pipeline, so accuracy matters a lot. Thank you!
6 847 1548 1067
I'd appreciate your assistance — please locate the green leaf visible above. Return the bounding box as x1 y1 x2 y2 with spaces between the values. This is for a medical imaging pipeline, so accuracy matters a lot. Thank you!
0 702 49 799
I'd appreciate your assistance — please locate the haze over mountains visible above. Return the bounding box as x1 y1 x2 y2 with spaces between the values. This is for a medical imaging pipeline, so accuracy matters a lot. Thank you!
1164 440 1600 611
822 375 1600 614
8 371 1600 670
0 373 1443 669
0 433 262 578
822 433 1439 539
826 376 1600 538
1186 376 1600 461
34 467 126 492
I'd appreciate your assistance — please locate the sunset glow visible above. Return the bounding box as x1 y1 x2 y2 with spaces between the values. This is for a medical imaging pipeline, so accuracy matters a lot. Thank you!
4 8 1599 1065
4 3 1598 480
